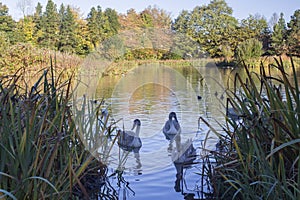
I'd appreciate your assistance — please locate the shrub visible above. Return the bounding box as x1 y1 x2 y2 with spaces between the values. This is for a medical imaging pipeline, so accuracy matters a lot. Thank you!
235 38 263 65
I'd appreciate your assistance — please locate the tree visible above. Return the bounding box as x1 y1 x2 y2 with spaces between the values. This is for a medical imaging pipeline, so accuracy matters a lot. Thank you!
172 10 191 34
100 35 125 60
87 6 109 49
270 13 287 55
239 14 269 41
39 0 59 50
0 3 16 43
104 8 120 37
269 13 279 29
0 31 9 53
57 5 78 53
189 0 238 57
172 10 200 58
71 7 93 55
118 9 142 30
140 5 171 29
140 9 153 28
32 2 43 45
16 16 35 43
17 0 32 17
287 9 300 56
235 38 263 64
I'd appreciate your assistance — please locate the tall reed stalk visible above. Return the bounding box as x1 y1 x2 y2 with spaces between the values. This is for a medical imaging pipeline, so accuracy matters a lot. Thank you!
0 61 110 199
204 58 300 199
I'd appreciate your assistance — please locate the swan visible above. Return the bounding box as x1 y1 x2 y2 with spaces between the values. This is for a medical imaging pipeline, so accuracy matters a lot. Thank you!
163 112 181 139
173 138 197 192
118 119 142 150
172 138 196 165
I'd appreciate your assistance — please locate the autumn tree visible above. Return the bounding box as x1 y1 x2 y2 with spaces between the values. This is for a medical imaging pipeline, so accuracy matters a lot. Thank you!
118 9 142 30
71 7 93 55
16 16 35 43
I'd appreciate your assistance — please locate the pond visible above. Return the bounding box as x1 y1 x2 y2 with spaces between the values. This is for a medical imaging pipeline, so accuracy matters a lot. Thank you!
74 60 299 199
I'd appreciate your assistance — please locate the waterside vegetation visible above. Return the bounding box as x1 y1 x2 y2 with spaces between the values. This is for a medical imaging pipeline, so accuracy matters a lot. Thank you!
0 0 299 69
0 62 117 199
200 58 300 199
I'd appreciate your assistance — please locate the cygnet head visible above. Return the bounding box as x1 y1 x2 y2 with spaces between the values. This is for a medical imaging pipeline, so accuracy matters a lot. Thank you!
169 112 178 120
131 119 141 130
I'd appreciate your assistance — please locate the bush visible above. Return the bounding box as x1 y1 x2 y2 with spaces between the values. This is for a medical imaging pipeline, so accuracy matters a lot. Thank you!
235 38 263 65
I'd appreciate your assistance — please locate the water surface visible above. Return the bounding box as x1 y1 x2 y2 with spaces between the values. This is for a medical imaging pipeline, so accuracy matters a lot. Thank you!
78 62 300 199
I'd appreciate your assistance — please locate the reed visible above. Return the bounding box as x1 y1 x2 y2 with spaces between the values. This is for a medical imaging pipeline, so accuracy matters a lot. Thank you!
203 57 300 199
0 61 112 199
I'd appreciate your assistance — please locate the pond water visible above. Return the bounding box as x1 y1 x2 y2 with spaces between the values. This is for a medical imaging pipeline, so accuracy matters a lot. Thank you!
74 60 300 199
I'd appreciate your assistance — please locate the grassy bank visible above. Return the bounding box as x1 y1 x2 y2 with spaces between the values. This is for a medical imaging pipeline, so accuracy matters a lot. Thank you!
0 43 82 78
102 59 198 76
202 57 300 199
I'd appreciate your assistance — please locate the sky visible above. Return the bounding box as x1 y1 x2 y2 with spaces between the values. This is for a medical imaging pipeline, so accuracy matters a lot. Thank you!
1 0 300 22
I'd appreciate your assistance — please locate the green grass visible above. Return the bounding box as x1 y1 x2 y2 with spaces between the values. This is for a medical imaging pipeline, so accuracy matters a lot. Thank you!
203 57 300 199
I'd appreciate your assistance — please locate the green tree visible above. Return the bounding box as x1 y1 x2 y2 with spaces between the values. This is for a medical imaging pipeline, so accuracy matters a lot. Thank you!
16 16 35 43
87 6 110 49
104 8 120 37
0 31 9 53
39 0 59 50
239 14 269 41
172 10 191 34
0 2 16 43
270 13 287 55
172 10 200 58
32 2 43 45
57 5 78 53
58 3 65 21
140 9 153 28
189 0 238 57
235 38 263 65
287 9 300 56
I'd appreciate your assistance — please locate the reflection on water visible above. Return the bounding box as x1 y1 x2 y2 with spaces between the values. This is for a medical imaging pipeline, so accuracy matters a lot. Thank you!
76 62 300 199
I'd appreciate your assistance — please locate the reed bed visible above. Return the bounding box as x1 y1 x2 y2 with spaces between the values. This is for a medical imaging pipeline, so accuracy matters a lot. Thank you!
202 57 300 199
0 62 114 199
